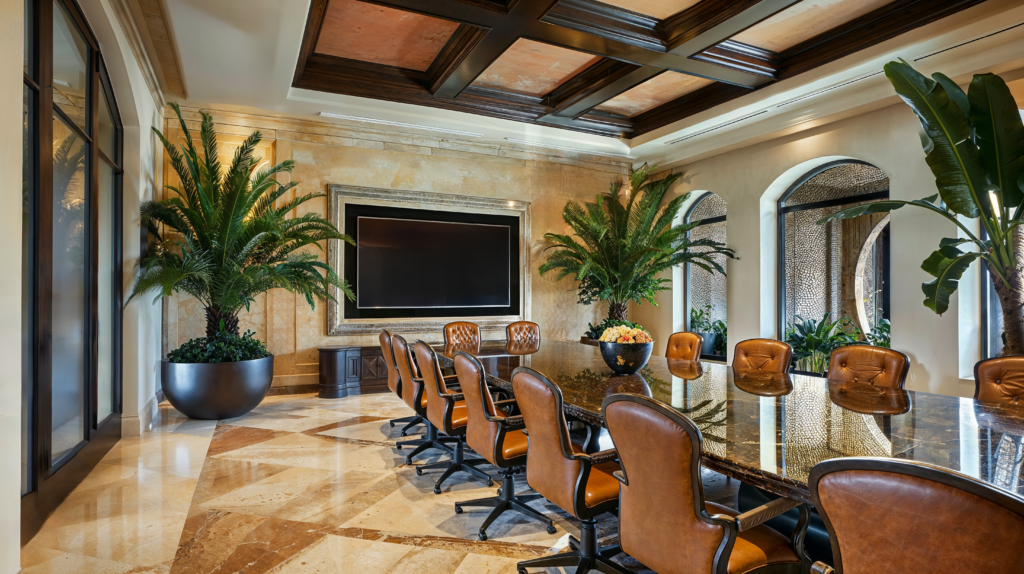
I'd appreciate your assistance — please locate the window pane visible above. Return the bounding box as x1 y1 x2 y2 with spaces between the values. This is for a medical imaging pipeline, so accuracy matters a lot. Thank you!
53 0 89 131
782 163 888 208
97 161 114 422
98 88 115 160
687 220 728 356
22 84 35 494
51 115 87 462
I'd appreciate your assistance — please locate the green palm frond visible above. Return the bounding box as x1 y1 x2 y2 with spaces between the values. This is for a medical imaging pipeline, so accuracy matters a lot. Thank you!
127 104 355 326
540 164 736 312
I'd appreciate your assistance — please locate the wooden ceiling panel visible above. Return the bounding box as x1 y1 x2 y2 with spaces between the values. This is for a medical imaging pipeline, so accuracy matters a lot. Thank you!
597 72 715 117
732 0 893 53
596 0 702 19
314 0 459 71
471 39 602 97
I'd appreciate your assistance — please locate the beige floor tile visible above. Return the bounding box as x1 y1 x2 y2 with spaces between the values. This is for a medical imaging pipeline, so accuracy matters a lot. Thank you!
213 431 399 472
451 553 522 574
19 552 170 574
266 534 413 573
315 419 408 443
99 433 211 478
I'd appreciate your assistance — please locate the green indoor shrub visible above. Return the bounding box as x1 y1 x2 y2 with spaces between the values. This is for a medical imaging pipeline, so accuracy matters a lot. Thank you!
167 330 270 364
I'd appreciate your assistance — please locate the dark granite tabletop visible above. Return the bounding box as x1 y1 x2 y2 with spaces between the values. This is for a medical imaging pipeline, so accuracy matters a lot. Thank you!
435 340 1024 503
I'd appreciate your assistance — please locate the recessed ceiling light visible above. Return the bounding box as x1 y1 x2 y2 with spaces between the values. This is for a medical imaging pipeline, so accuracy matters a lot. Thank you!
504 137 635 159
318 112 483 137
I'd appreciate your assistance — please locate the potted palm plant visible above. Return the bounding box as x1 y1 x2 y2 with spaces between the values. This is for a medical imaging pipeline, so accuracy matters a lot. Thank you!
689 304 717 356
540 164 735 321
820 61 1024 355
129 103 354 419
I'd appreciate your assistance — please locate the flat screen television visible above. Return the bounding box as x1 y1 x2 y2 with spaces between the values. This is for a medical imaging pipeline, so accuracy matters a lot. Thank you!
357 216 511 309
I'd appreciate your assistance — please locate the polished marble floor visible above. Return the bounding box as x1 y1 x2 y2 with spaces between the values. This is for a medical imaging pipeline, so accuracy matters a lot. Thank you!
21 392 737 573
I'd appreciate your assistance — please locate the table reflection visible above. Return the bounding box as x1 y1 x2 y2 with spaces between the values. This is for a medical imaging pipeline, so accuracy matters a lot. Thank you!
431 340 1024 501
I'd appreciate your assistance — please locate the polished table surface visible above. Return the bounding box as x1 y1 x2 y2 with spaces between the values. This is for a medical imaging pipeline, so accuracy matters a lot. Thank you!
435 339 1024 503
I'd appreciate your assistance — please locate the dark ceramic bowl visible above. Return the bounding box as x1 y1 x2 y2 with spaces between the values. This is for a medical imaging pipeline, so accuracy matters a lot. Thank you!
599 341 654 375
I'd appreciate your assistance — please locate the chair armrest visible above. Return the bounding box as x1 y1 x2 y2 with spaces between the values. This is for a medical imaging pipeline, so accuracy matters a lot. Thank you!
493 399 517 406
449 393 464 402
810 562 834 574
735 498 802 532
502 415 524 429
442 374 459 382
612 470 628 485
588 449 618 465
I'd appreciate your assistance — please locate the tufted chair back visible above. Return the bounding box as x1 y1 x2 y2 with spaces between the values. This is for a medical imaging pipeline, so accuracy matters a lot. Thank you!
506 321 541 344
414 340 453 430
444 321 480 346
733 339 793 374
974 356 1024 406
665 331 703 361
456 352 502 464
810 458 1024 574
827 345 909 389
379 330 400 396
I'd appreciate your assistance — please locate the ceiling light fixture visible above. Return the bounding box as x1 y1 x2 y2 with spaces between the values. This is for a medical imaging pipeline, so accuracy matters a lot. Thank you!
318 112 484 138
504 137 635 159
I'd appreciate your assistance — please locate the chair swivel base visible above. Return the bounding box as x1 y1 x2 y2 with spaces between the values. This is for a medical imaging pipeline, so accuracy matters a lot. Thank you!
516 518 630 574
389 415 424 436
397 422 457 463
455 468 556 541
415 439 493 494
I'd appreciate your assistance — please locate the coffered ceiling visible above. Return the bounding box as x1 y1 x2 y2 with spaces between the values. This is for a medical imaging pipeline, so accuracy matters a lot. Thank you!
292 0 985 137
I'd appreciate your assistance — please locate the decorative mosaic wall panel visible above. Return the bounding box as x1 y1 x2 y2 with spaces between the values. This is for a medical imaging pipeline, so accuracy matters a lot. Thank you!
686 193 727 328
783 163 888 207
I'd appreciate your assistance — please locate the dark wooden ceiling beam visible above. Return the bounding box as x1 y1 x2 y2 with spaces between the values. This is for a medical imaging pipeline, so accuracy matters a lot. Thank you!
691 40 778 80
544 59 642 112
661 0 798 55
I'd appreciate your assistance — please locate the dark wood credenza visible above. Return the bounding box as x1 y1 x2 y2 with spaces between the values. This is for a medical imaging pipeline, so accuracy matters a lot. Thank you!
317 346 390 398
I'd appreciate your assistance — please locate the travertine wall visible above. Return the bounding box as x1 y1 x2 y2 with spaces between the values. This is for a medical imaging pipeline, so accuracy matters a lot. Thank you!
160 107 628 388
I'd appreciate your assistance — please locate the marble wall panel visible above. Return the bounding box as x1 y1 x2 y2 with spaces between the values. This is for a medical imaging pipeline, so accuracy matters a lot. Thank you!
162 110 628 387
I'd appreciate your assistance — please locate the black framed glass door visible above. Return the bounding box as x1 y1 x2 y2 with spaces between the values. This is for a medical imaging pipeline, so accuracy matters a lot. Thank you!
22 0 124 544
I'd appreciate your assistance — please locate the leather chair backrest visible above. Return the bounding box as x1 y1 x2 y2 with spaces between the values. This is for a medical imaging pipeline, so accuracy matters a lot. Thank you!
733 339 793 374
827 345 909 389
666 331 703 361
444 321 480 346
379 330 400 396
455 352 500 464
810 458 1024 574
511 368 582 515
507 321 541 344
603 394 726 574
974 356 1024 405
392 335 423 413
414 340 450 429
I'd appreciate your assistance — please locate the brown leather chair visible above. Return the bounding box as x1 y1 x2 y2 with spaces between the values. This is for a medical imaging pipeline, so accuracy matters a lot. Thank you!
603 393 810 574
827 345 909 389
809 457 1024 574
734 339 793 374
451 351 556 541
506 321 541 344
379 330 424 436
445 321 481 346
391 334 460 462
666 331 703 361
511 367 627 574
973 355 1024 405
413 340 493 493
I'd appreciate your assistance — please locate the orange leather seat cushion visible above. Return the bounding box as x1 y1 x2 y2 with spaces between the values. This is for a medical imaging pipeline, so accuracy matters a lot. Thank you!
706 502 800 574
501 429 529 459
451 401 468 428
420 395 428 409
584 461 622 508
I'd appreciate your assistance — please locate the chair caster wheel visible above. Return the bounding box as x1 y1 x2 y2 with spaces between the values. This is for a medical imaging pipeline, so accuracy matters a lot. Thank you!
487 480 494 487
454 506 463 514
416 468 424 476
546 525 557 534
396 445 403 450
405 457 413 465
401 431 408 437
390 422 396 427
517 568 527 574
478 532 487 541
496 488 502 496
433 486 441 494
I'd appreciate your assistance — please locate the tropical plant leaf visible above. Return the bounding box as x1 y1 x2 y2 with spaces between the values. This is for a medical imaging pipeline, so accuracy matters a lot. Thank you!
920 238 982 314
815 196 947 224
968 72 1024 210
885 60 990 218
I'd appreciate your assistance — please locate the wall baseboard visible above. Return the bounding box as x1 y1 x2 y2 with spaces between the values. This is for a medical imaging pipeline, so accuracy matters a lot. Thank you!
124 389 165 437
267 384 319 396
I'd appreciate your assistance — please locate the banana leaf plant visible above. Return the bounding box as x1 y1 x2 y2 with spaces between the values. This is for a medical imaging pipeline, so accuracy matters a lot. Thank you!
819 60 1024 355
540 164 736 321
127 103 355 338
784 313 859 374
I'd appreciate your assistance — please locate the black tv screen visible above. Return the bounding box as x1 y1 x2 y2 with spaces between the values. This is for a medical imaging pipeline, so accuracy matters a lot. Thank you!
357 217 511 309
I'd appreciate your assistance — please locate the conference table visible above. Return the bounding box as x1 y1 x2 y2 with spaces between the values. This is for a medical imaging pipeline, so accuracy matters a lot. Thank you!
434 339 1024 504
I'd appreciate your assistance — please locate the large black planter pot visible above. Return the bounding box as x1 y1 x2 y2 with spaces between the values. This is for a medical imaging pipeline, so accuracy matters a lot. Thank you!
161 356 274 420
599 342 654 375
696 332 716 356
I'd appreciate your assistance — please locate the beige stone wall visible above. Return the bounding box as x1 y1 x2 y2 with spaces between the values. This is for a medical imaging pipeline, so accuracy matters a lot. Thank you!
160 107 628 388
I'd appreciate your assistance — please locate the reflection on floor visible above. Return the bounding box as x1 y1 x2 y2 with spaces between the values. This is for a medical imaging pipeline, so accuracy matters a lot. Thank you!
21 392 738 573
